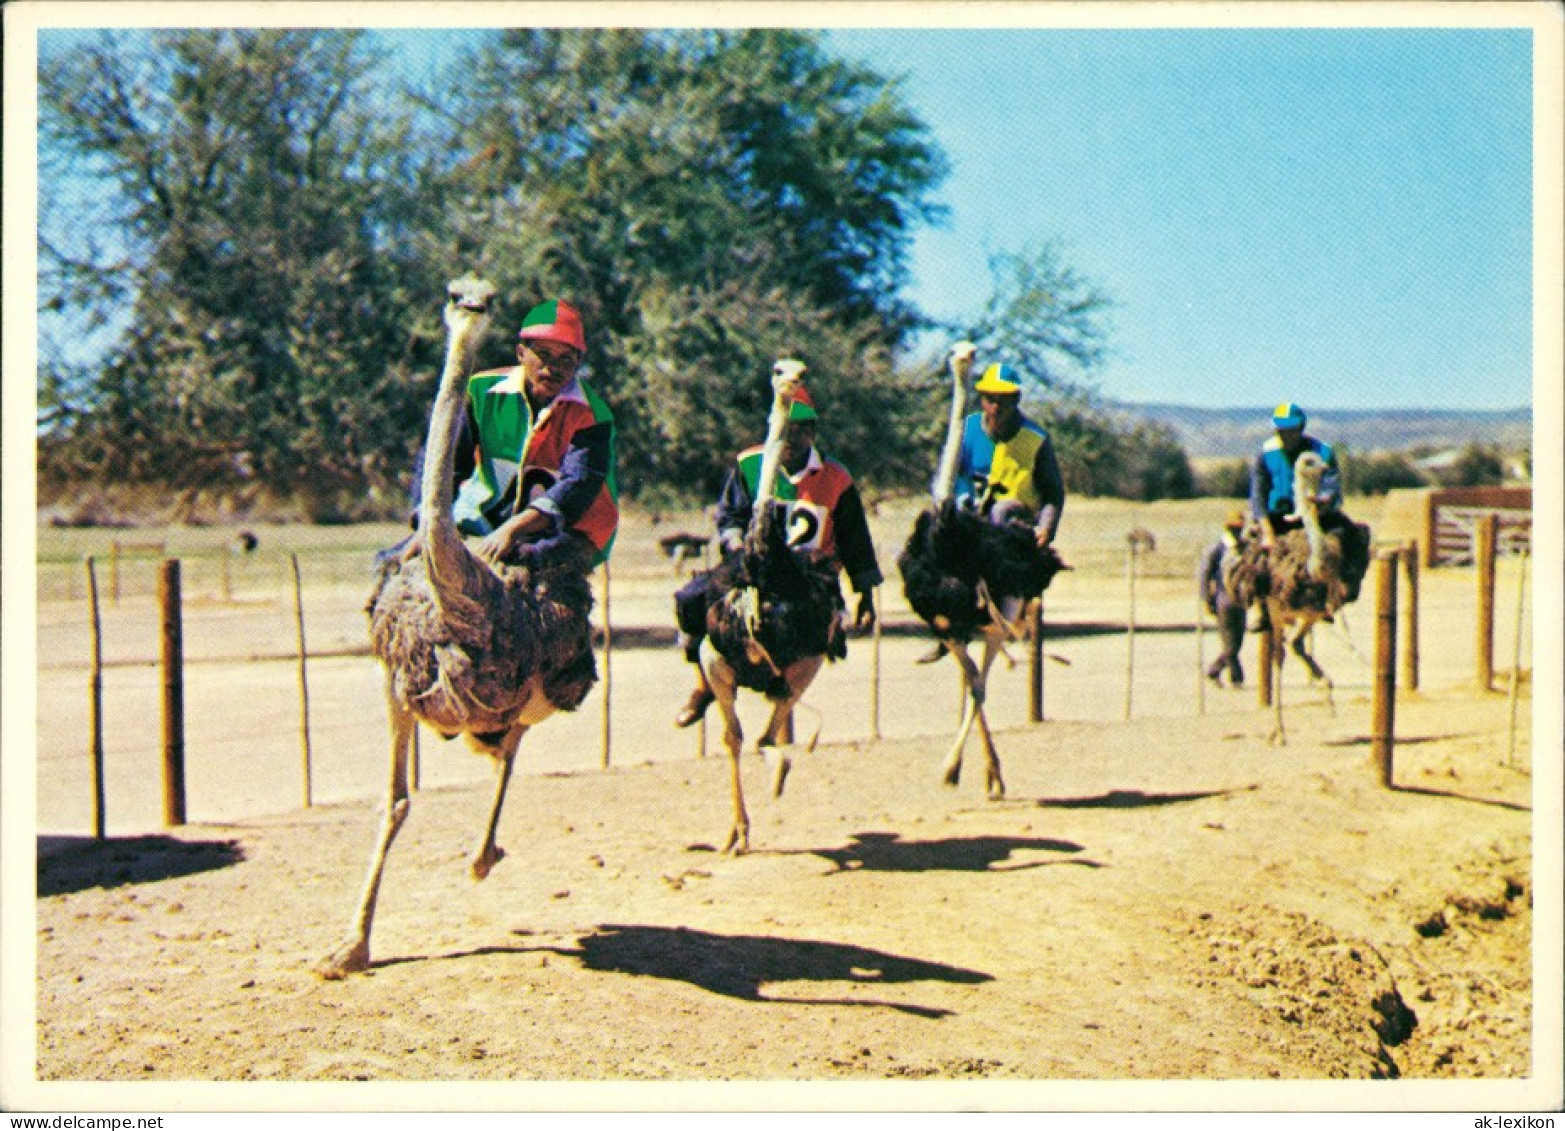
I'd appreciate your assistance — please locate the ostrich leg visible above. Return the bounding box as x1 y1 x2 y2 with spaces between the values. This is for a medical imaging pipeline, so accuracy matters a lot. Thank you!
756 654 824 799
706 660 750 854
941 641 985 787
1269 624 1288 747
471 721 527 881
970 638 1007 799
1289 631 1336 715
317 680 417 979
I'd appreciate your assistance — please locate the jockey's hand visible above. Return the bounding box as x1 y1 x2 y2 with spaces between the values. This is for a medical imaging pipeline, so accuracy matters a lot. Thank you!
1034 527 1053 551
477 509 547 566
853 590 876 634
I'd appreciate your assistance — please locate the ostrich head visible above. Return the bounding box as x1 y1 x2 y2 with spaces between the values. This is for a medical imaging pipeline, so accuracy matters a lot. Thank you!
1293 451 1326 500
771 357 808 406
949 341 978 380
444 276 497 329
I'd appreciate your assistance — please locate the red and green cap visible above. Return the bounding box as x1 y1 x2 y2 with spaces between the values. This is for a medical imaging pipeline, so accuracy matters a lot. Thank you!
786 383 819 423
518 299 585 353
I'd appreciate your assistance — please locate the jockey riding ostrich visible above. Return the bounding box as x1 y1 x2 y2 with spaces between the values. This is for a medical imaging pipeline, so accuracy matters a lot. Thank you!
898 342 1067 798
1226 450 1372 745
698 361 846 853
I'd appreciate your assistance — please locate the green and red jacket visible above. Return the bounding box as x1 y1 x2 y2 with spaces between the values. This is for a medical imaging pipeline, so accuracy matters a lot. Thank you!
450 368 618 562
715 445 883 594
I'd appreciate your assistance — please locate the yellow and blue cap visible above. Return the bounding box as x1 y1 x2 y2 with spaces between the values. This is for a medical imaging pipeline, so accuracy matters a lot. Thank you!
974 363 1022 395
1272 402 1306 429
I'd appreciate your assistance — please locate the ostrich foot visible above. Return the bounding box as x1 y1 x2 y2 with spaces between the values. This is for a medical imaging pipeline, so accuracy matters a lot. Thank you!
470 843 506 881
770 754 792 798
942 760 962 788
1267 729 1288 747
316 938 369 981
986 774 1006 801
721 824 750 855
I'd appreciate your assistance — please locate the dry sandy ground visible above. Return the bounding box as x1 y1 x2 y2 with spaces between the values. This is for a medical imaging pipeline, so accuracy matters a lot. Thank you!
22 681 1549 1104
14 518 1557 1109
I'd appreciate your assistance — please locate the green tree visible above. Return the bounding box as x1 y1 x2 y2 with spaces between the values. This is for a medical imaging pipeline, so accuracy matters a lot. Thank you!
1434 444 1507 488
39 29 442 518
419 29 949 498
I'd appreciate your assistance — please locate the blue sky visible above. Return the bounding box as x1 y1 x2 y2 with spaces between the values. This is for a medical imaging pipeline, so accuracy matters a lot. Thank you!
383 22 1536 412
821 27 1535 411
33 20 1541 414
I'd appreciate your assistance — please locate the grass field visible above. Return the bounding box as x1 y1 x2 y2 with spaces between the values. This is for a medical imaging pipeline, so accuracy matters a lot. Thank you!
33 493 1396 605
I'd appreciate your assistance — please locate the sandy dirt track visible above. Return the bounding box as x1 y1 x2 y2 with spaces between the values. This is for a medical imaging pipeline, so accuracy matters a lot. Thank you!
16 505 1557 1108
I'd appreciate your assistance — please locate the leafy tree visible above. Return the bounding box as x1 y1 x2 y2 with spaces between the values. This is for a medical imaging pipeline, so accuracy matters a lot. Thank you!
1434 443 1507 489
1343 449 1428 495
38 29 442 518
416 29 949 498
963 240 1114 399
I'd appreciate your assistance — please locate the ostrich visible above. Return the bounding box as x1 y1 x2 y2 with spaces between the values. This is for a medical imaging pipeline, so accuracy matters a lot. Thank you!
898 343 1067 798
699 360 844 854
317 276 598 979
1227 450 1371 745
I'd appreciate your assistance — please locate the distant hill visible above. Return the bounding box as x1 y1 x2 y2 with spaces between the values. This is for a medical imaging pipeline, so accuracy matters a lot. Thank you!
1105 402 1533 460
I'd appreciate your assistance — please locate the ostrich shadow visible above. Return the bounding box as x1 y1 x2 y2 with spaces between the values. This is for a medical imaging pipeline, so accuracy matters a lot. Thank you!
550 924 993 1018
388 925 993 1018
1029 786 1255 811
37 834 245 896
779 830 1099 874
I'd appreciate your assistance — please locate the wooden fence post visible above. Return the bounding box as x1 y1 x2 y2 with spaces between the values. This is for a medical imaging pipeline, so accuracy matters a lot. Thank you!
600 563 612 770
870 586 883 740
1476 513 1497 691
1124 537 1138 722
1400 542 1419 692
1257 631 1274 707
159 559 186 827
1028 597 1044 723
85 557 106 839
1195 588 1207 717
291 554 313 809
1508 547 1530 767
1372 553 1398 787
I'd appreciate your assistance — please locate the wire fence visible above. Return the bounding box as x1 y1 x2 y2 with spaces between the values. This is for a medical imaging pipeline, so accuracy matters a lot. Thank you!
34 502 1535 835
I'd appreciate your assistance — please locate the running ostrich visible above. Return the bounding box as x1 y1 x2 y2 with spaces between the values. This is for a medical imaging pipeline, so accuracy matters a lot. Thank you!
700 361 843 854
1227 450 1371 745
898 342 1067 797
317 277 598 979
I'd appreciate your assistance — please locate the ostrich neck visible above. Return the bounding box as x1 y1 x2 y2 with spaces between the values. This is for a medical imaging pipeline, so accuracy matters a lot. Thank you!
1297 482 1324 573
420 317 486 589
752 394 791 511
932 367 969 504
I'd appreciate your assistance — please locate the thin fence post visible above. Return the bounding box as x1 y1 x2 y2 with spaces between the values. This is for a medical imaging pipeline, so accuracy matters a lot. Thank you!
85 557 106 839
1257 630 1274 707
1508 547 1530 767
1372 553 1398 787
1028 598 1044 723
1476 514 1497 691
1195 586 1207 717
1124 537 1137 722
159 559 186 827
111 540 122 605
411 725 421 791
600 563 612 771
870 585 882 740
291 553 313 809
1401 541 1419 692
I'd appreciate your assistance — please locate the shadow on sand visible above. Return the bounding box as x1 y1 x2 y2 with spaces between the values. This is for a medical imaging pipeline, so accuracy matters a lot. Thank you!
389 925 993 1018
781 830 1096 874
37 834 246 897
554 924 993 1018
1031 786 1255 810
